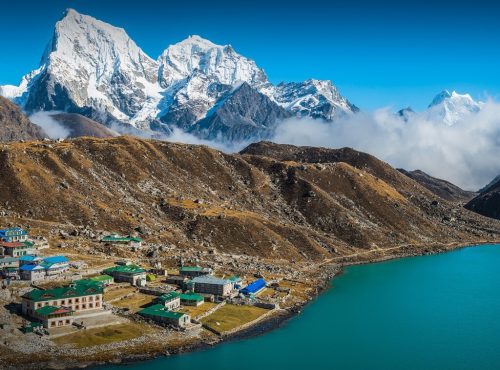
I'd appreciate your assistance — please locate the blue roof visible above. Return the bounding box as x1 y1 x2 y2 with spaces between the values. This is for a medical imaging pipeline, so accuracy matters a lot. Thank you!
20 264 44 271
240 278 266 295
0 228 27 235
43 256 69 264
19 255 41 262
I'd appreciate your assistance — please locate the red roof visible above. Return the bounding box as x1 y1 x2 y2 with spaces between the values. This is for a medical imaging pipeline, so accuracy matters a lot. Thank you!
2 242 25 248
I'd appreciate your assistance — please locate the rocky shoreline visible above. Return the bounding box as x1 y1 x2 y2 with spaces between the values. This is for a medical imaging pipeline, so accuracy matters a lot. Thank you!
4 240 500 370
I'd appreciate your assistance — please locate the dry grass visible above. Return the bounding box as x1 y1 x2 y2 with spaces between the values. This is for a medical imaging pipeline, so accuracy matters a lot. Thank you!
201 304 269 333
178 302 217 319
111 293 156 312
51 322 152 348
104 286 136 301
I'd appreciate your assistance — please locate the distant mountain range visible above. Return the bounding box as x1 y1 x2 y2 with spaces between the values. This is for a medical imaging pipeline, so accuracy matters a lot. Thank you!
0 9 356 142
2 9 486 144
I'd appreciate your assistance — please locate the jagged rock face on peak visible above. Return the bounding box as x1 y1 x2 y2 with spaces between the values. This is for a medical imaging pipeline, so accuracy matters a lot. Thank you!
271 79 359 120
0 96 45 142
1 9 356 142
192 83 291 142
157 35 268 88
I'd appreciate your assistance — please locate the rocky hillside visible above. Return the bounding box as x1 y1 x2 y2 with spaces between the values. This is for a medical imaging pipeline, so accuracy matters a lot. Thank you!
0 97 45 142
0 138 499 262
49 113 118 138
465 176 500 220
398 169 476 203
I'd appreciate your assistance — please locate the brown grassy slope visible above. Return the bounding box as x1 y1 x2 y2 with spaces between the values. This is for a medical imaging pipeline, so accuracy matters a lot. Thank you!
0 96 45 141
0 137 499 262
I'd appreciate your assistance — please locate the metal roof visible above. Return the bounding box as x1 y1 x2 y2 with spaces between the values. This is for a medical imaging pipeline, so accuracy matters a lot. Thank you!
42 256 69 264
180 292 204 301
23 285 103 302
35 305 73 317
138 304 186 319
20 264 44 271
191 275 232 285
103 264 145 275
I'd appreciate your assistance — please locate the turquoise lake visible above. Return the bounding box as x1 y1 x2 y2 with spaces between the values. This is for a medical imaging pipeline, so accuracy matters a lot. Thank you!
106 244 500 370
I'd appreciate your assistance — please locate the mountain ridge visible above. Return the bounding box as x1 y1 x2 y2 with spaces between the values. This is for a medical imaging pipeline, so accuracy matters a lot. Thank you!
0 9 356 142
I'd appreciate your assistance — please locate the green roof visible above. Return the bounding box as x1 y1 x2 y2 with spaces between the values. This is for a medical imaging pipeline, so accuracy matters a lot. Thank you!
89 274 113 282
158 291 180 302
34 306 73 317
103 264 145 275
179 266 203 272
101 235 142 243
23 285 103 302
22 241 35 248
138 304 186 319
180 292 204 302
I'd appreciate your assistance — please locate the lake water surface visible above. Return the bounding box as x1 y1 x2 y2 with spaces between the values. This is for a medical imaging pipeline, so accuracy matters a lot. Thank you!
106 244 500 370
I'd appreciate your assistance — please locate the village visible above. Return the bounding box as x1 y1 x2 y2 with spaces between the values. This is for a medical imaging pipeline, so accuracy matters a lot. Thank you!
0 225 331 363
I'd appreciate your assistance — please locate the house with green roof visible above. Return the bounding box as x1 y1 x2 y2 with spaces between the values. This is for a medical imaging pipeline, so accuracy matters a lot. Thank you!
180 292 205 307
157 291 181 310
101 234 142 248
75 274 113 289
103 264 146 286
138 304 190 327
22 284 104 317
33 306 74 329
179 265 213 278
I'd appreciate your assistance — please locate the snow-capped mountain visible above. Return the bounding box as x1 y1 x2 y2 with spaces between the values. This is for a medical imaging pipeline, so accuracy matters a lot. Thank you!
425 90 482 125
0 9 356 141
270 79 358 120
158 35 268 88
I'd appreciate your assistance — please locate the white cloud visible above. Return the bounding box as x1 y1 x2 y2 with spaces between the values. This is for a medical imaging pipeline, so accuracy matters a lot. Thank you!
29 111 71 139
271 101 500 191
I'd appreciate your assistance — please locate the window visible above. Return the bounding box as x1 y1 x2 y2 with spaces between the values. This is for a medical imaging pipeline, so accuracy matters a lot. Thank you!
76 305 80 310
51 322 56 327
52 301 57 306
95 302 100 308
89 303 93 308
36 303 42 308
61 300 65 305
68 299 72 304
89 296 93 301
95 296 100 301
82 304 86 309
65 320 70 324
75 298 79 303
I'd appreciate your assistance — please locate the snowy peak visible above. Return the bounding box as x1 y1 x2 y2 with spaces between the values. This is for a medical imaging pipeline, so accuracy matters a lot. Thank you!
428 90 452 107
426 90 481 125
158 35 268 88
270 79 357 120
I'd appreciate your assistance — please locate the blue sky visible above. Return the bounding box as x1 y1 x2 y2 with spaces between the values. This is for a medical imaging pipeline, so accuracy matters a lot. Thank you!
0 0 499 110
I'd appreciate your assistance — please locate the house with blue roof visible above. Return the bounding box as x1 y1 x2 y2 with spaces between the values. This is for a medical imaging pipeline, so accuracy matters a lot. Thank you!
20 264 46 281
42 256 70 276
19 255 70 281
19 255 43 266
0 228 28 242
240 278 266 296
